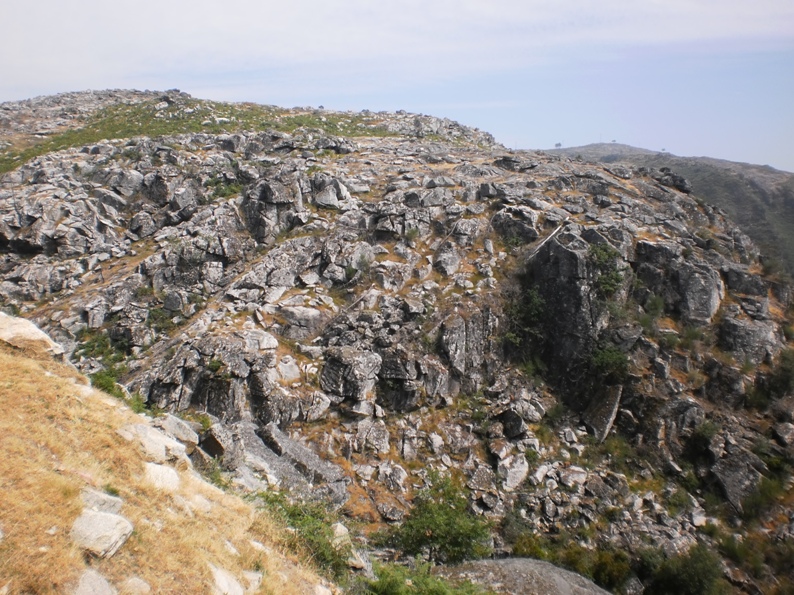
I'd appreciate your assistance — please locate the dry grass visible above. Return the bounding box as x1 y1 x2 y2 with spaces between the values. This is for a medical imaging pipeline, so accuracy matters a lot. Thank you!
0 343 328 594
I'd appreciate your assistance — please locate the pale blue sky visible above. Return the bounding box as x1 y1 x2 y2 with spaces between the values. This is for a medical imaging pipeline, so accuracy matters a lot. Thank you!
2 1 793 171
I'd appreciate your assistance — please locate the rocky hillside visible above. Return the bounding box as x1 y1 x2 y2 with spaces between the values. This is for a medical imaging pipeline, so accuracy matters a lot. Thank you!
2 90 794 594
550 143 794 276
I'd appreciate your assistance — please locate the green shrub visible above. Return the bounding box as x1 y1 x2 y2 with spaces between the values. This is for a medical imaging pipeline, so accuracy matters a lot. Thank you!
128 392 147 414
769 348 794 398
384 472 492 564
147 307 177 333
742 477 785 521
90 369 124 399
590 346 629 384
719 535 765 578
592 548 632 591
404 227 420 243
512 533 549 559
648 544 725 595
658 333 680 350
502 285 546 367
686 421 719 463
645 294 665 318
257 491 350 580
588 243 623 298
360 562 486 595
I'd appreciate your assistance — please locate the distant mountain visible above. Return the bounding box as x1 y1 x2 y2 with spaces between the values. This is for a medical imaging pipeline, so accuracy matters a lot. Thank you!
550 143 794 275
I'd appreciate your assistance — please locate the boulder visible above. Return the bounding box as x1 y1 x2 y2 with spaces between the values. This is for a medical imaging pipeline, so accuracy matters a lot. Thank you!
80 488 123 514
718 316 780 365
437 557 607 594
144 462 181 492
208 564 244 595
320 347 382 402
70 510 133 558
116 424 189 466
74 569 118 595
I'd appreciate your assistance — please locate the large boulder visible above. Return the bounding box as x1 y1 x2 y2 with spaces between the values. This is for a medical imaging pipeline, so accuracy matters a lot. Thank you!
70 510 133 558
320 347 382 403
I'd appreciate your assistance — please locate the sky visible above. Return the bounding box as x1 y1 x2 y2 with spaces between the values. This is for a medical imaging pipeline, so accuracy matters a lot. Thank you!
2 1 793 171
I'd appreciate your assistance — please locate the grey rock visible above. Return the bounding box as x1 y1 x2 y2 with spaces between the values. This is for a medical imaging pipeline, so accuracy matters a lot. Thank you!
320 347 382 402
280 306 327 339
582 385 622 443
435 558 609 595
433 241 461 276
498 454 529 492
70 510 133 558
144 462 181 491
773 422 794 447
260 422 347 487
81 488 123 514
74 569 118 595
154 414 200 454
559 466 589 487
116 423 189 465
357 418 391 454
208 564 244 595
718 316 780 365
712 446 766 513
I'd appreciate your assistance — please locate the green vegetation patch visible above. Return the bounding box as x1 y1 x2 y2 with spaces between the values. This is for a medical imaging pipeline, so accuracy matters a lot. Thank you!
588 243 623 298
255 491 351 581
381 471 492 564
358 562 488 595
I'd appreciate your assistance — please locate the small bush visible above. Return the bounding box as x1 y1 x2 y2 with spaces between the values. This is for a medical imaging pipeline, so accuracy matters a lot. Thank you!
502 285 546 367
645 294 665 318
592 548 632 591
742 477 785 521
128 392 147 414
686 421 719 462
769 348 794 398
588 243 623 298
383 472 492 564
147 307 177 333
404 227 420 243
360 562 486 595
647 544 725 595
512 533 549 559
90 369 124 399
590 346 629 384
257 491 350 580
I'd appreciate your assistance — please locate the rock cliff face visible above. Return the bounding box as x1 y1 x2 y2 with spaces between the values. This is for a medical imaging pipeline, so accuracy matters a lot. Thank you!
2 90 793 593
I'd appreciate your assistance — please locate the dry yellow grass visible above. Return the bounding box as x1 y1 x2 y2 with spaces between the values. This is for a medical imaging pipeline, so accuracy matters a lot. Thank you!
0 342 330 594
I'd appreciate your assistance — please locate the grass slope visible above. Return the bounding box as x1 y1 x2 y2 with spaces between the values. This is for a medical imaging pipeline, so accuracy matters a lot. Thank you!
0 340 326 594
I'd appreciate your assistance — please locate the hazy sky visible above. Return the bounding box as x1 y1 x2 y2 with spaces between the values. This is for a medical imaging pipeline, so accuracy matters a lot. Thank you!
2 1 793 171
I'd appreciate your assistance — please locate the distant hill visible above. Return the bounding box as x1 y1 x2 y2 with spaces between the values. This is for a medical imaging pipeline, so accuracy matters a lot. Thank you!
550 143 794 275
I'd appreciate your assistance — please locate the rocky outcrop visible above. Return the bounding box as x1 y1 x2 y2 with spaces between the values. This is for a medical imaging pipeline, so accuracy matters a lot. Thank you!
436 558 610 595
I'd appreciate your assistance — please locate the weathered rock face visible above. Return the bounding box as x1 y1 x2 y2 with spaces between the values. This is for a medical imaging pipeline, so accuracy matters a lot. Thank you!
436 558 610 595
3 90 793 591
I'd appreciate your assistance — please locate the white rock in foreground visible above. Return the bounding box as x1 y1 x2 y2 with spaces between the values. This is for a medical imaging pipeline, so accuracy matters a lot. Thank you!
144 462 181 492
208 564 244 595
117 423 188 465
73 569 118 595
70 510 133 558
0 311 64 356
